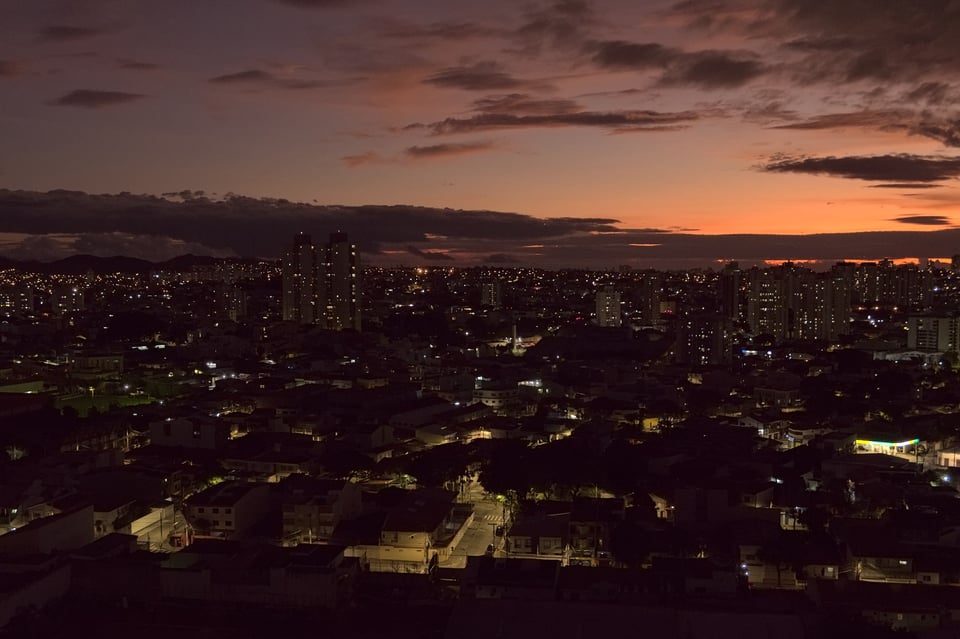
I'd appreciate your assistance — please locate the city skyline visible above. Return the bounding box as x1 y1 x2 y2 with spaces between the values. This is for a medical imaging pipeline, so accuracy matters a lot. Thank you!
2 1 960 267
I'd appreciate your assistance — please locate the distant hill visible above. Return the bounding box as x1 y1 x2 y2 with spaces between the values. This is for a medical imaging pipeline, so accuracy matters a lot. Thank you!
0 254 272 274
52 254 155 274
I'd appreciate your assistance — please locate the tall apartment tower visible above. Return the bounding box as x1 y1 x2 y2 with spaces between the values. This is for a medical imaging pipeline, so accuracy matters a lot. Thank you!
480 280 502 309
595 286 622 327
636 273 661 324
320 232 361 331
282 232 318 324
747 268 787 340
719 262 741 324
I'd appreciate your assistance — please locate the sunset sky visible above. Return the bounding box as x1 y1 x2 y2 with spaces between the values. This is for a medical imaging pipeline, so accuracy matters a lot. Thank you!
2 0 960 267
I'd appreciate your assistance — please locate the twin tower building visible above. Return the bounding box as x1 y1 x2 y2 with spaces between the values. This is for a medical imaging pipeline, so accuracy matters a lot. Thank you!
281 232 361 331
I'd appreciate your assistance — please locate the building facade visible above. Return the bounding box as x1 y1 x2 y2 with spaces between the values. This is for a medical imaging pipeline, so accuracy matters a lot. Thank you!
281 232 318 324
281 232 360 330
595 286 622 328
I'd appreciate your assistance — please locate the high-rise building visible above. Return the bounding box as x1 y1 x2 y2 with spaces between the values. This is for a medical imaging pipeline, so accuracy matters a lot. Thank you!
719 262 741 324
282 232 318 324
217 283 247 322
747 268 786 340
50 285 84 316
595 286 622 327
480 280 502 309
282 232 361 330
635 273 661 325
0 284 33 314
320 232 361 331
680 308 731 366
907 315 960 353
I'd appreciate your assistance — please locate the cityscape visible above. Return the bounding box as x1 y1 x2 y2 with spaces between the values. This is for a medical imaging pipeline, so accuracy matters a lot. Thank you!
1 241 960 637
4 1 960 638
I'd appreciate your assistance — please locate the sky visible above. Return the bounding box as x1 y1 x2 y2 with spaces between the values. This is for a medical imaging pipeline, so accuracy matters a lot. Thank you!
1 0 960 268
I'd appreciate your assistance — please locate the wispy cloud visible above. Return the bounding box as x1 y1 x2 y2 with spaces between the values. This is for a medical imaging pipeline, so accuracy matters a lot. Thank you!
271 0 355 8
763 153 960 184
379 20 501 41
209 69 331 90
406 245 454 261
118 59 159 71
37 25 103 42
0 60 21 77
50 89 144 108
415 109 700 135
890 215 952 226
341 152 386 167
424 62 550 92
405 141 495 159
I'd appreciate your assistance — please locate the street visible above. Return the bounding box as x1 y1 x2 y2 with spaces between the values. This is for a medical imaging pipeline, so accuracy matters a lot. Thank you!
439 481 505 568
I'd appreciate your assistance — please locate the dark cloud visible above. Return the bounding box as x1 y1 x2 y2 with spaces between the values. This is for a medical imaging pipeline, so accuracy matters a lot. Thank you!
845 51 894 82
4 189 960 267
588 41 675 70
772 110 912 132
406 245 454 261
902 82 954 106
741 100 799 124
50 89 144 108
379 20 500 41
871 183 942 190
405 141 495 159
658 51 765 88
514 0 597 55
586 38 764 89
471 93 580 116
37 25 103 42
0 189 621 258
423 62 548 91
209 69 329 90
482 253 522 263
782 36 858 52
915 120 960 149
670 0 960 92
771 110 960 149
118 59 159 71
763 153 960 184
418 109 700 135
272 0 353 8
341 152 385 167
890 215 952 226
0 60 20 77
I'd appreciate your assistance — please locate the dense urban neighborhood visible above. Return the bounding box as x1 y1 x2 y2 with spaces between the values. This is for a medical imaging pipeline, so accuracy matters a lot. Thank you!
3 244 960 637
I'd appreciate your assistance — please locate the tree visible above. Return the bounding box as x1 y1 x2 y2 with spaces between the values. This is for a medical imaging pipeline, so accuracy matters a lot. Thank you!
402 443 470 490
478 440 531 497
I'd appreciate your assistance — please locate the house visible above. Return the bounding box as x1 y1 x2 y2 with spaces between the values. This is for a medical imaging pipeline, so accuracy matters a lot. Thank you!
279 475 362 545
568 497 625 566
835 518 916 583
505 512 568 557
159 540 359 610
0 503 94 556
221 432 322 482
149 417 231 450
363 488 466 573
184 482 271 540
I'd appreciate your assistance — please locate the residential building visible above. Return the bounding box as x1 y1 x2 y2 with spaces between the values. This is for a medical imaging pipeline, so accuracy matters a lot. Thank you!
595 286 621 327
184 482 271 539
320 232 361 331
282 232 318 324
280 476 362 544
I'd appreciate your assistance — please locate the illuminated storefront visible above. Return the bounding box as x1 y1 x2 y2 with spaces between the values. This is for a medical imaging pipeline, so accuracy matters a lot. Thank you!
855 438 920 455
